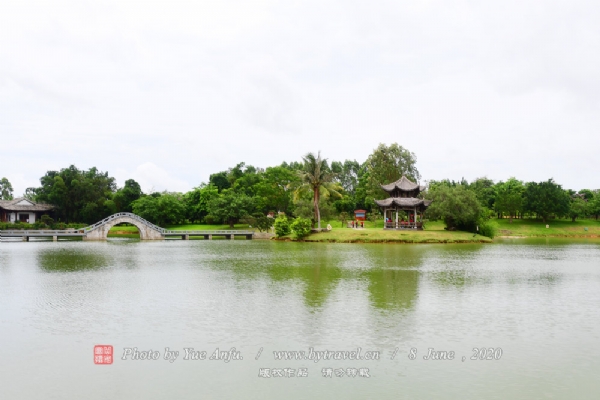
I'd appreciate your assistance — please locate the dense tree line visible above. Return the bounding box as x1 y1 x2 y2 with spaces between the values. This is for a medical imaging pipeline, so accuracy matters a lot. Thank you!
426 177 600 238
3 143 599 232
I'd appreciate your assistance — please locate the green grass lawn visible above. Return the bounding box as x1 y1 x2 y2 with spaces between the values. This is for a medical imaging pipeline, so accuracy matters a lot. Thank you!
279 219 489 243
494 218 600 237
295 228 491 243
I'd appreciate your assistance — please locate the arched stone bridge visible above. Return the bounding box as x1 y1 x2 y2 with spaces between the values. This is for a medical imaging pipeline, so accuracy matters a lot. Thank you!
0 212 254 241
84 212 167 240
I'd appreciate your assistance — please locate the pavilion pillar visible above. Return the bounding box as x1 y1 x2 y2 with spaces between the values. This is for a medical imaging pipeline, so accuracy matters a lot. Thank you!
395 209 398 229
53 236 58 242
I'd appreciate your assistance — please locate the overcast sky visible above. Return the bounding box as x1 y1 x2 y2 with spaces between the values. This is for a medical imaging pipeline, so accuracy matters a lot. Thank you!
1 0 599 195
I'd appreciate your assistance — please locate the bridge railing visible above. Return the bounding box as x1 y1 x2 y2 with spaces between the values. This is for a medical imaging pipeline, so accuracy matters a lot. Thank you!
0 230 86 235
164 230 254 235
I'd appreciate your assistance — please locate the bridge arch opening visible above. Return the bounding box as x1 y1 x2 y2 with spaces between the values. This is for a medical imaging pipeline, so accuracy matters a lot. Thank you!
108 222 140 239
103 219 148 240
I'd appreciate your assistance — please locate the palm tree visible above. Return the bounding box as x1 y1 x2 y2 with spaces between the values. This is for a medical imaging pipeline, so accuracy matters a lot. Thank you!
295 152 341 229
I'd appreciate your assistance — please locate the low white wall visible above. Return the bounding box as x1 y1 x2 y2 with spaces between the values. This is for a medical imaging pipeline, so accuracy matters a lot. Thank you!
16 212 36 223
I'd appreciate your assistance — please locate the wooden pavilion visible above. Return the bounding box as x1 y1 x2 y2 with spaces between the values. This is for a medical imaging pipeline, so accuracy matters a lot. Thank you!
374 176 432 230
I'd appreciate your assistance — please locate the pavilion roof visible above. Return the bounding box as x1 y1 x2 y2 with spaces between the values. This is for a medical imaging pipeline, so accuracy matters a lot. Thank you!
380 176 420 192
374 197 432 208
0 198 54 212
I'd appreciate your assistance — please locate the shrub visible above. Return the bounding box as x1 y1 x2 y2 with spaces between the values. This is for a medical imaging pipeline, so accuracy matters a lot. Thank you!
254 215 274 232
203 215 217 224
239 215 256 227
274 215 291 237
40 214 54 226
338 212 349 227
477 219 498 239
427 185 482 231
290 217 312 239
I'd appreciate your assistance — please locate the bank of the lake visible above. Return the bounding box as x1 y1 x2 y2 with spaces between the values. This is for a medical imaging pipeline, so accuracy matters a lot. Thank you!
280 227 492 243
294 219 600 243
494 218 600 238
105 218 600 242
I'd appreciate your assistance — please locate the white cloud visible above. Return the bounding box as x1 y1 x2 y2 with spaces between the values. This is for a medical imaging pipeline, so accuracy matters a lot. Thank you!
119 162 191 194
1 0 599 194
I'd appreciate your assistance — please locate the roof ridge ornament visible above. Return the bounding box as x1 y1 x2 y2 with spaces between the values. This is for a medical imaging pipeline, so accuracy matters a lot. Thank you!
380 175 420 192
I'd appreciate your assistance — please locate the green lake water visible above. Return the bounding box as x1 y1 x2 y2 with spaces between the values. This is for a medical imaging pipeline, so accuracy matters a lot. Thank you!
1 238 599 399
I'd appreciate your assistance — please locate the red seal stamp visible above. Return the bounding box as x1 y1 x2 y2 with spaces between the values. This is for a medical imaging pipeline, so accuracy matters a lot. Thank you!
94 345 113 365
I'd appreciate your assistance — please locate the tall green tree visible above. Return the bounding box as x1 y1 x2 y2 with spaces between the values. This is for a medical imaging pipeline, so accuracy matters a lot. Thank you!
354 164 370 210
568 197 589 222
589 190 600 220
131 192 185 226
364 143 420 200
523 179 570 222
23 187 37 200
254 166 298 214
331 160 361 195
0 177 14 200
209 171 231 192
113 179 143 213
207 189 255 228
494 178 524 223
469 177 496 210
35 166 116 223
182 183 219 222
229 163 263 197
295 152 341 229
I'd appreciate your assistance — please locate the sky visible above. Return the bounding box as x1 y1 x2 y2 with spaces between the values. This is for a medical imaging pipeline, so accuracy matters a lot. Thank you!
1 0 599 195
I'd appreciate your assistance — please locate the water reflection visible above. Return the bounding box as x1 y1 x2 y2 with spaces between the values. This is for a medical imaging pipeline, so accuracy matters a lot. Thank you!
200 242 346 309
197 242 428 312
0 246 9 273
359 245 425 312
365 268 419 311
106 240 141 270
37 248 108 272
432 270 478 287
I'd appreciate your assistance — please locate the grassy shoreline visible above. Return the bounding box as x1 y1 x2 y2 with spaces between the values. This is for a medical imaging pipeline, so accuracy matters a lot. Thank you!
494 219 600 238
277 229 492 244
105 218 600 242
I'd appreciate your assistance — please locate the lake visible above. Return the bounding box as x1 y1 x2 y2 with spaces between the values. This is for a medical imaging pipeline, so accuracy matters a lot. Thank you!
1 238 599 399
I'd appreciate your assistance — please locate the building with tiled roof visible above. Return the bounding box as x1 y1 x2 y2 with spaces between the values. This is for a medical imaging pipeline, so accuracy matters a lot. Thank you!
0 198 54 223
